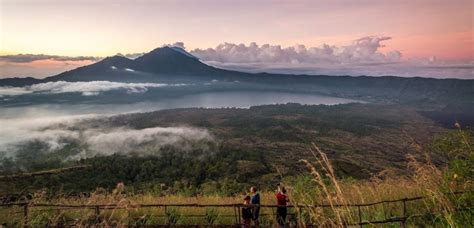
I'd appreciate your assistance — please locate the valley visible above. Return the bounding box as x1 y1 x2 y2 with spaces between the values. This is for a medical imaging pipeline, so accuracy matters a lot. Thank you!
1 103 463 194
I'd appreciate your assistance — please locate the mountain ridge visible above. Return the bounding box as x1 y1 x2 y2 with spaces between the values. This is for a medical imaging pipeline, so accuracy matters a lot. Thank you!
0 46 473 109
2 46 473 86
41 46 229 83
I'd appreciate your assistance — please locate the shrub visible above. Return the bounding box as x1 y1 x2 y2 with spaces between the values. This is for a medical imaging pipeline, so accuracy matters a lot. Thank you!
165 207 181 225
204 208 219 225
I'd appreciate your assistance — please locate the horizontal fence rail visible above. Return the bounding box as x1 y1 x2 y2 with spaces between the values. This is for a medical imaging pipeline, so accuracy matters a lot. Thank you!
0 192 472 227
1 191 467 208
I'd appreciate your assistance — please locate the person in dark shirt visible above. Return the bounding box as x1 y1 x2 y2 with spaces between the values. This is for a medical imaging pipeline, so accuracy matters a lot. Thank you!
276 185 289 227
242 195 252 228
250 186 261 227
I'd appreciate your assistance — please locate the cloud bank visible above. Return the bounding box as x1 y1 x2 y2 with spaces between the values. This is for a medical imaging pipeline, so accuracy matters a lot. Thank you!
192 36 402 64
0 114 214 160
0 54 100 63
189 36 472 79
76 126 213 159
1 37 472 79
0 81 187 97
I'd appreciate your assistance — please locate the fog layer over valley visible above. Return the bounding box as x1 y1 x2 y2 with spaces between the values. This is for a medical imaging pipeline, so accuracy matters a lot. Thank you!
0 111 214 162
0 81 188 97
0 85 361 171
0 77 363 164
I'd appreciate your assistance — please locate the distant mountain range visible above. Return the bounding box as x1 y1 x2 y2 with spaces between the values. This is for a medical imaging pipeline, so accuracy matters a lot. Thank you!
1 47 245 86
1 46 473 110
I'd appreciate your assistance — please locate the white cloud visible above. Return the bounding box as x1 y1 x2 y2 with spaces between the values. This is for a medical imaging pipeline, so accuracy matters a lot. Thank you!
0 87 31 97
0 81 188 97
1 36 471 79
191 36 401 65
123 53 145 59
0 54 99 63
189 36 473 79
0 114 98 155
78 126 212 159
171 42 186 49
0 113 213 160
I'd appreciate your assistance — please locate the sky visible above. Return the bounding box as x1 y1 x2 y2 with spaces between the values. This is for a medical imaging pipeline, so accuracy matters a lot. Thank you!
0 0 473 79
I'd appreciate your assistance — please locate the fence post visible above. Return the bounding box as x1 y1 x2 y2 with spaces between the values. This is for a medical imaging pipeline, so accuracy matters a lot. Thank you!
298 206 303 226
401 198 407 228
23 204 29 227
358 205 362 228
233 205 238 225
237 205 241 225
272 206 276 225
164 205 168 225
95 205 100 222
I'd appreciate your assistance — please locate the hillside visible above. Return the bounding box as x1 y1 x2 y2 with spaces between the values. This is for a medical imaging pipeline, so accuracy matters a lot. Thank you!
1 103 460 194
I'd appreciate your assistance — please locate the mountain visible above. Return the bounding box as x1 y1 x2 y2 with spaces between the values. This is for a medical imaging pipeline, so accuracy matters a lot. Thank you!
0 46 473 109
134 47 218 75
45 55 136 82
42 46 240 83
1 46 472 86
0 77 43 87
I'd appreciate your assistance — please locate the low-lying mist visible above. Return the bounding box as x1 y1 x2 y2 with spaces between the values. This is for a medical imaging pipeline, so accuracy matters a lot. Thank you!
0 88 362 171
0 80 188 97
0 110 215 165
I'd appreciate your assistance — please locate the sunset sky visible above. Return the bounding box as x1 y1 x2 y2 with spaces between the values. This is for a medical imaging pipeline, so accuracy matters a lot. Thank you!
0 0 473 78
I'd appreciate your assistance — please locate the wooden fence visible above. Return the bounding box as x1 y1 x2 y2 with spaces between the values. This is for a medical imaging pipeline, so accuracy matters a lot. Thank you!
1 192 472 227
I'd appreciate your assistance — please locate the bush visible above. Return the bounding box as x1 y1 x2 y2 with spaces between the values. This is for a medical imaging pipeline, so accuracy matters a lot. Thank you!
165 207 181 225
204 208 219 225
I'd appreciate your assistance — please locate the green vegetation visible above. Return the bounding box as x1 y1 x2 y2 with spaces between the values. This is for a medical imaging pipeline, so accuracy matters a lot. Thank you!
0 103 471 225
1 103 463 195
0 128 471 226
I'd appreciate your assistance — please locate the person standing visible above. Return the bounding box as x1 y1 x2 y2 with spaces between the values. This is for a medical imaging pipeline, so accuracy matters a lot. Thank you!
250 186 260 227
276 185 289 227
242 195 252 228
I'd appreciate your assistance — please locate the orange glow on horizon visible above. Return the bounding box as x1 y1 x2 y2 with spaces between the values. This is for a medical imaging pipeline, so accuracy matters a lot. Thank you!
1 0 472 62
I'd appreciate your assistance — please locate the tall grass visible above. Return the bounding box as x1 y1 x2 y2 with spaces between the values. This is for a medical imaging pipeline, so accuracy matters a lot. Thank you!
1 129 472 226
290 126 473 227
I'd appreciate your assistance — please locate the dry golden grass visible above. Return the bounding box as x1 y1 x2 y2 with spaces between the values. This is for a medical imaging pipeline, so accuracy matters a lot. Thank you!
2 152 470 227
288 136 472 227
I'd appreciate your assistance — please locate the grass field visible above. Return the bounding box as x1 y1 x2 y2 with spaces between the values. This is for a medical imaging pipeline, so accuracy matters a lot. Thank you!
1 143 472 227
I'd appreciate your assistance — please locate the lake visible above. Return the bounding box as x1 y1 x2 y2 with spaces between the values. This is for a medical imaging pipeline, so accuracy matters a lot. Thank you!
0 91 362 118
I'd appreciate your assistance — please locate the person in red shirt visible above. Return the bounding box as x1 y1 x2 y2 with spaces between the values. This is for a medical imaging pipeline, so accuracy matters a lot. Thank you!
275 184 289 227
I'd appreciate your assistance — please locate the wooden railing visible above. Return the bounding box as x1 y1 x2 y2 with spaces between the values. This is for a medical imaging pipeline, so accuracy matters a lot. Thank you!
1 192 471 227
